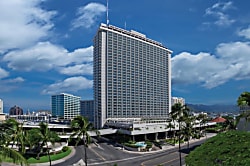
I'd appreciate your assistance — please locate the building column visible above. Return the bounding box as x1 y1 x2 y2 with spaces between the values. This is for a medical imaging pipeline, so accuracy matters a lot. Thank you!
155 133 158 141
144 134 147 140
132 135 135 142
165 131 168 139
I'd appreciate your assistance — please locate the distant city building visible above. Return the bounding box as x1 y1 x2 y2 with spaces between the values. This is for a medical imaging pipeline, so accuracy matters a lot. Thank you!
0 99 3 114
80 100 94 123
93 23 172 128
51 93 81 120
171 97 185 106
9 105 23 115
9 111 51 123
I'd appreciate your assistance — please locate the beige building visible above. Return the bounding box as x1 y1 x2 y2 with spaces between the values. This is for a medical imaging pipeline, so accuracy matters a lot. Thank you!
171 97 185 106
0 113 6 121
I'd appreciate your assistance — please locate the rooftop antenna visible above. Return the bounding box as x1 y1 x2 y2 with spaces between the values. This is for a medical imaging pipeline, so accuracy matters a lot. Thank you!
125 21 126 30
106 0 109 25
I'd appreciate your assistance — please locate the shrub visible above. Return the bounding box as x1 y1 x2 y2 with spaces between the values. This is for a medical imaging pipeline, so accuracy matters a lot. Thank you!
145 141 152 148
62 146 69 152
185 131 250 165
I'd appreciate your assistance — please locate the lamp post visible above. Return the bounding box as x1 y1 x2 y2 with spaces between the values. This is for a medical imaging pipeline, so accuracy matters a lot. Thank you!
83 135 87 166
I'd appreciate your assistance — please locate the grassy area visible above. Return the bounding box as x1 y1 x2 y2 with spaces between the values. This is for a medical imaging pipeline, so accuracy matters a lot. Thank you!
3 146 72 164
185 131 250 165
27 147 72 163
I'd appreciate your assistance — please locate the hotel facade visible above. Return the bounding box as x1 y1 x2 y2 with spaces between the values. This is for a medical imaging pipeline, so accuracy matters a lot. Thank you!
93 24 172 128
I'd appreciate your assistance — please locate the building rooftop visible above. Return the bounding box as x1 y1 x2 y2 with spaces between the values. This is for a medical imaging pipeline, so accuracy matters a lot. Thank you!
100 23 172 53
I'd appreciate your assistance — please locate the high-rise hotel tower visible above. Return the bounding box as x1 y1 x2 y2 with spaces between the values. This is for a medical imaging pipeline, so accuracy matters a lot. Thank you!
93 24 172 128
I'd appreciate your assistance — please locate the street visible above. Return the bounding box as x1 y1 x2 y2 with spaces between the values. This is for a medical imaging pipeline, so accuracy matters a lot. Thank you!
55 136 211 166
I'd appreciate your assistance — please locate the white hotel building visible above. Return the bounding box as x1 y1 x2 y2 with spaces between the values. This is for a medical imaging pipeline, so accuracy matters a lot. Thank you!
0 99 3 114
93 23 172 129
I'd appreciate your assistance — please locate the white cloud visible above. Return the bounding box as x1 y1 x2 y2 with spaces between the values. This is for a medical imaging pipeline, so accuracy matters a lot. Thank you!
216 41 250 80
42 76 93 95
5 77 25 83
238 26 250 39
204 1 235 27
211 1 234 11
3 42 93 75
172 52 225 88
60 64 93 76
0 77 25 92
172 41 250 88
71 2 106 29
0 67 9 79
0 0 56 52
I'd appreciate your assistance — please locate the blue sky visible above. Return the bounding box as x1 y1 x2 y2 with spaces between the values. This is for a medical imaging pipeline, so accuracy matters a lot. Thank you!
1 0 250 111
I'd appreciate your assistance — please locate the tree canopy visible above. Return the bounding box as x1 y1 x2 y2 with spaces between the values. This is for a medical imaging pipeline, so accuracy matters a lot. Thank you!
237 91 250 109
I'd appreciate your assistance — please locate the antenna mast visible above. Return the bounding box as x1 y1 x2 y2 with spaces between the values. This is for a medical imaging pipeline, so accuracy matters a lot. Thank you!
106 0 109 25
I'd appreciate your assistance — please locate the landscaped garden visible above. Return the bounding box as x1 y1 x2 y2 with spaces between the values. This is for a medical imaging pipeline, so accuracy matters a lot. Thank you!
3 146 71 164
27 146 71 163
0 118 74 166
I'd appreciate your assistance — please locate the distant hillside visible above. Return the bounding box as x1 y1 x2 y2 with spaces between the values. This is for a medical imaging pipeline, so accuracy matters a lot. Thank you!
186 103 239 113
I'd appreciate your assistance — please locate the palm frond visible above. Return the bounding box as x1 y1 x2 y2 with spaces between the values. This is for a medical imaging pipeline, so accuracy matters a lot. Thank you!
0 146 28 166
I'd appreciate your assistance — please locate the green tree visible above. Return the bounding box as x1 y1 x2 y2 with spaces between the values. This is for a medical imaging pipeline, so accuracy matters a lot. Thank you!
69 116 97 166
170 104 181 144
181 115 196 151
5 118 26 154
237 91 250 110
223 116 237 131
197 113 209 138
171 103 190 166
24 128 43 152
36 122 60 166
166 121 175 140
237 92 250 129
0 120 28 166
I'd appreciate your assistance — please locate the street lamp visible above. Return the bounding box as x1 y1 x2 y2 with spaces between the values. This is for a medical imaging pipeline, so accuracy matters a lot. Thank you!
83 135 87 166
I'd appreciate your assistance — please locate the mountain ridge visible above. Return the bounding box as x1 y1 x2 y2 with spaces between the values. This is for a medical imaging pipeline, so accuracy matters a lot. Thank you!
186 103 239 113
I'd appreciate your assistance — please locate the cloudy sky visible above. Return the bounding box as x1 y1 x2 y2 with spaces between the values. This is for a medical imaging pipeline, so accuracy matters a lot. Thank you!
1 0 250 111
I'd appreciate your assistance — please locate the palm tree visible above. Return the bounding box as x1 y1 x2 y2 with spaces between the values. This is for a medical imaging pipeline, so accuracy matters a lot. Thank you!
166 121 175 140
197 113 209 137
36 122 60 166
0 121 28 166
70 116 96 166
170 103 183 144
24 129 38 152
5 118 26 154
181 115 195 151
171 103 189 166
0 146 29 166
